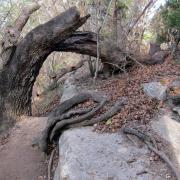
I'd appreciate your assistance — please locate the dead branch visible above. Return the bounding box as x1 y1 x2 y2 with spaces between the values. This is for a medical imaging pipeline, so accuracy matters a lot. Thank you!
147 143 180 180
128 0 154 34
123 127 180 180
55 31 135 74
94 1 100 82
88 56 95 77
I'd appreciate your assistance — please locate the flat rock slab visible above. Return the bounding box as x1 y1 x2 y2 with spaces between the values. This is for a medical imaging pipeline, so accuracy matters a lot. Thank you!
143 82 167 100
151 111 180 167
54 127 170 180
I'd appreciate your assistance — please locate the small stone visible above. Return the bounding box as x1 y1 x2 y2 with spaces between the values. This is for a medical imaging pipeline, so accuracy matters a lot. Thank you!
143 82 167 100
149 156 154 161
165 174 171 179
151 51 168 64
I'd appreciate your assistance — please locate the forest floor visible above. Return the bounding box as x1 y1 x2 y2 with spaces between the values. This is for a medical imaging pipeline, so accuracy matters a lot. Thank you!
0 56 179 180
0 117 48 180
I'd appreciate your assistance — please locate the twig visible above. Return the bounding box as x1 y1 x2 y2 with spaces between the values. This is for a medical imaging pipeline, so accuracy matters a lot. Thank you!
94 0 101 83
103 61 127 73
127 54 145 67
48 149 56 180
123 127 180 180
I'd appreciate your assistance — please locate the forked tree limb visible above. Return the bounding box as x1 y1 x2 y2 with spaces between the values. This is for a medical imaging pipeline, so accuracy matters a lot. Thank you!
54 31 134 72
123 127 180 180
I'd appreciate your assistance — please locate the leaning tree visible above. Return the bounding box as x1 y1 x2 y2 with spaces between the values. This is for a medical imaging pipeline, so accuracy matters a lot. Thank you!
0 4 135 131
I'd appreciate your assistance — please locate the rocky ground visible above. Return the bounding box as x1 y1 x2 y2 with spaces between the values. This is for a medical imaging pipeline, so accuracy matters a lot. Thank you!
73 56 180 132
52 56 180 180
54 126 178 180
0 55 179 180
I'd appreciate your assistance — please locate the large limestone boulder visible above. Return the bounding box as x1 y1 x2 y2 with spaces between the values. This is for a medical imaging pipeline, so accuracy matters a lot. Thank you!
141 51 169 65
53 127 170 180
151 110 180 168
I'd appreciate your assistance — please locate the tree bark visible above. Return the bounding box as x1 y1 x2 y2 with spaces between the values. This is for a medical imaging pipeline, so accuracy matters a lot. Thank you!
0 7 90 130
53 31 134 72
0 6 133 131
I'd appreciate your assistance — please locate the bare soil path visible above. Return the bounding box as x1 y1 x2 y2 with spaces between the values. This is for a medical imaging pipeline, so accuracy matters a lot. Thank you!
0 117 48 180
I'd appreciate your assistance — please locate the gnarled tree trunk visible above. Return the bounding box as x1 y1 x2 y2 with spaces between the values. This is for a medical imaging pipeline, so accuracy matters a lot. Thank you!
0 5 133 131
0 6 89 130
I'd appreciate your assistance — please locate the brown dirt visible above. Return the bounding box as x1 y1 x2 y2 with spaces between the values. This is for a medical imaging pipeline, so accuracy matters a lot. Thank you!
0 116 48 180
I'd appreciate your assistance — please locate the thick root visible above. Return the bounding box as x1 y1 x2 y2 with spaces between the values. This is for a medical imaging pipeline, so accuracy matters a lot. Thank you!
37 91 126 153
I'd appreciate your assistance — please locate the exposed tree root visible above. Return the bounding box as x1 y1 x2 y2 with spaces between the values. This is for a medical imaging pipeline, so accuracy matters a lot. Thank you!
49 98 107 142
48 148 56 180
123 127 180 180
48 91 107 118
77 97 127 126
37 91 126 153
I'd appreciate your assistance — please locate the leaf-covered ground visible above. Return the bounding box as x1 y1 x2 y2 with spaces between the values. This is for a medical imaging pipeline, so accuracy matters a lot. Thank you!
95 56 179 132
32 56 179 132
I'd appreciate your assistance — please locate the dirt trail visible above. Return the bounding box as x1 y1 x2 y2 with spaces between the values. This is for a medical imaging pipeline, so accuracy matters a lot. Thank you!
0 117 48 180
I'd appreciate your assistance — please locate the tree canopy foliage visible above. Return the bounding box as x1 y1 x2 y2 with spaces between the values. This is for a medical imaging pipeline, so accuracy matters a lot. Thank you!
152 0 180 43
